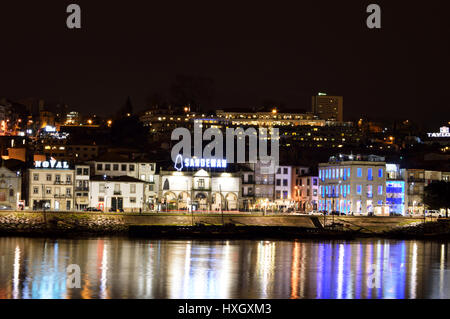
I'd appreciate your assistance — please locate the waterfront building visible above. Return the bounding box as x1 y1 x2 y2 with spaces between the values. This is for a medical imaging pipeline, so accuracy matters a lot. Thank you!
0 165 21 209
274 166 294 210
292 168 319 213
318 154 387 215
158 164 240 212
402 168 443 215
385 164 407 215
238 165 255 211
89 175 145 212
74 165 90 210
88 153 158 210
253 161 275 211
25 159 74 210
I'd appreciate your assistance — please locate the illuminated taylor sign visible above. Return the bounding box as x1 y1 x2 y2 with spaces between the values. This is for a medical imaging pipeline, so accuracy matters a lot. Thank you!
427 126 450 138
174 155 227 171
34 160 70 169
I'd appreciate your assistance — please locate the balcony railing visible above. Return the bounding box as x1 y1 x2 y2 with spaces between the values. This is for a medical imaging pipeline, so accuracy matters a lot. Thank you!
75 187 89 191
255 181 274 185
54 194 68 198
193 186 211 191
54 181 73 185
113 191 122 195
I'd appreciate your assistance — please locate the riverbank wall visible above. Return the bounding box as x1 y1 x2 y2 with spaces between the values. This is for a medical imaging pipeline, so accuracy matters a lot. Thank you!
0 211 437 238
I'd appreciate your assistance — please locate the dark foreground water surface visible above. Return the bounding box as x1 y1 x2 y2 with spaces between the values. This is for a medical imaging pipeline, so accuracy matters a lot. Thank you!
0 237 449 299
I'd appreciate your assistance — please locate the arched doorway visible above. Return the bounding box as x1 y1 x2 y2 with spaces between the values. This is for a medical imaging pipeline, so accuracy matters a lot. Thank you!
225 193 238 211
211 192 224 212
195 193 208 211
178 192 190 210
163 191 177 210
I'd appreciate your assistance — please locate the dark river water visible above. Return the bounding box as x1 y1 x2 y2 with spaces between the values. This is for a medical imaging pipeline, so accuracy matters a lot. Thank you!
0 237 449 299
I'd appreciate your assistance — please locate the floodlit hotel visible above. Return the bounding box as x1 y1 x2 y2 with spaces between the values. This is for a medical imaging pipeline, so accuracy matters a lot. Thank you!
318 154 387 215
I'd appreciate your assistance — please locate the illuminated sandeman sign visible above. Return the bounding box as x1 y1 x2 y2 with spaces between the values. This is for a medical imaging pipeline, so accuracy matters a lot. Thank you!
174 154 227 171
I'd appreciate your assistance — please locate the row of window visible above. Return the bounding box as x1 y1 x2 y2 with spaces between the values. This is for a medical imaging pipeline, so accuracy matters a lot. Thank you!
97 163 135 172
276 167 289 175
276 179 289 186
296 189 318 197
33 187 72 196
96 163 155 172
97 196 137 203
76 168 89 176
275 190 289 199
33 173 72 183
319 167 384 181
99 183 137 193
295 178 318 186
318 199 384 212
320 184 383 198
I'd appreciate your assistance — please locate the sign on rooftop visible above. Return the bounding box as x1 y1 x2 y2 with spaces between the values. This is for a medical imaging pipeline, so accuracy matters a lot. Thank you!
34 160 70 169
427 126 450 138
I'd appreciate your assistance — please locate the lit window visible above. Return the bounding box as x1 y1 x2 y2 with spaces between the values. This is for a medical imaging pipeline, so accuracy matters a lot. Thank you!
367 185 373 198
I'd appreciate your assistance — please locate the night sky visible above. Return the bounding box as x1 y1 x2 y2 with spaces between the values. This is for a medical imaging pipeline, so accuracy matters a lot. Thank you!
0 1 448 128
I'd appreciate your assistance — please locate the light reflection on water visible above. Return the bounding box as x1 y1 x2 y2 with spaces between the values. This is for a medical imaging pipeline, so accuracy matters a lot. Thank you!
0 237 449 299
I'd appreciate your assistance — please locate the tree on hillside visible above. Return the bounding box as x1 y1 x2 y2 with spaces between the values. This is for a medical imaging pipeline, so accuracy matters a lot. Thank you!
115 96 134 119
169 75 214 113
110 115 148 148
424 181 450 218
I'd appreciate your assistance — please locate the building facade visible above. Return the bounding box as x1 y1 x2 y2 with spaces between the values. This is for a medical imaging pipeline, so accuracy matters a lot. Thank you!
26 160 74 210
89 175 145 212
74 165 90 210
294 175 319 213
318 154 386 215
274 166 294 210
88 154 158 210
158 168 240 212
253 161 275 211
0 166 21 208
312 93 343 122
385 164 407 215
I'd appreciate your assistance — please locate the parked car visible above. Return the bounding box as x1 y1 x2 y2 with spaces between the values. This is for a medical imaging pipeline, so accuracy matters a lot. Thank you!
330 211 346 216
426 210 442 218
389 212 403 216
0 205 13 210
309 211 323 216
84 207 102 212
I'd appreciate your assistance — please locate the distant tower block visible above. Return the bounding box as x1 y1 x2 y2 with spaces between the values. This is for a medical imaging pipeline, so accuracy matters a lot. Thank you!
312 93 343 122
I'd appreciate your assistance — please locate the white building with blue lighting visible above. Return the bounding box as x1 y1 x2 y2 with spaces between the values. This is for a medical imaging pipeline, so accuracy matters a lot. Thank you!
318 154 387 215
